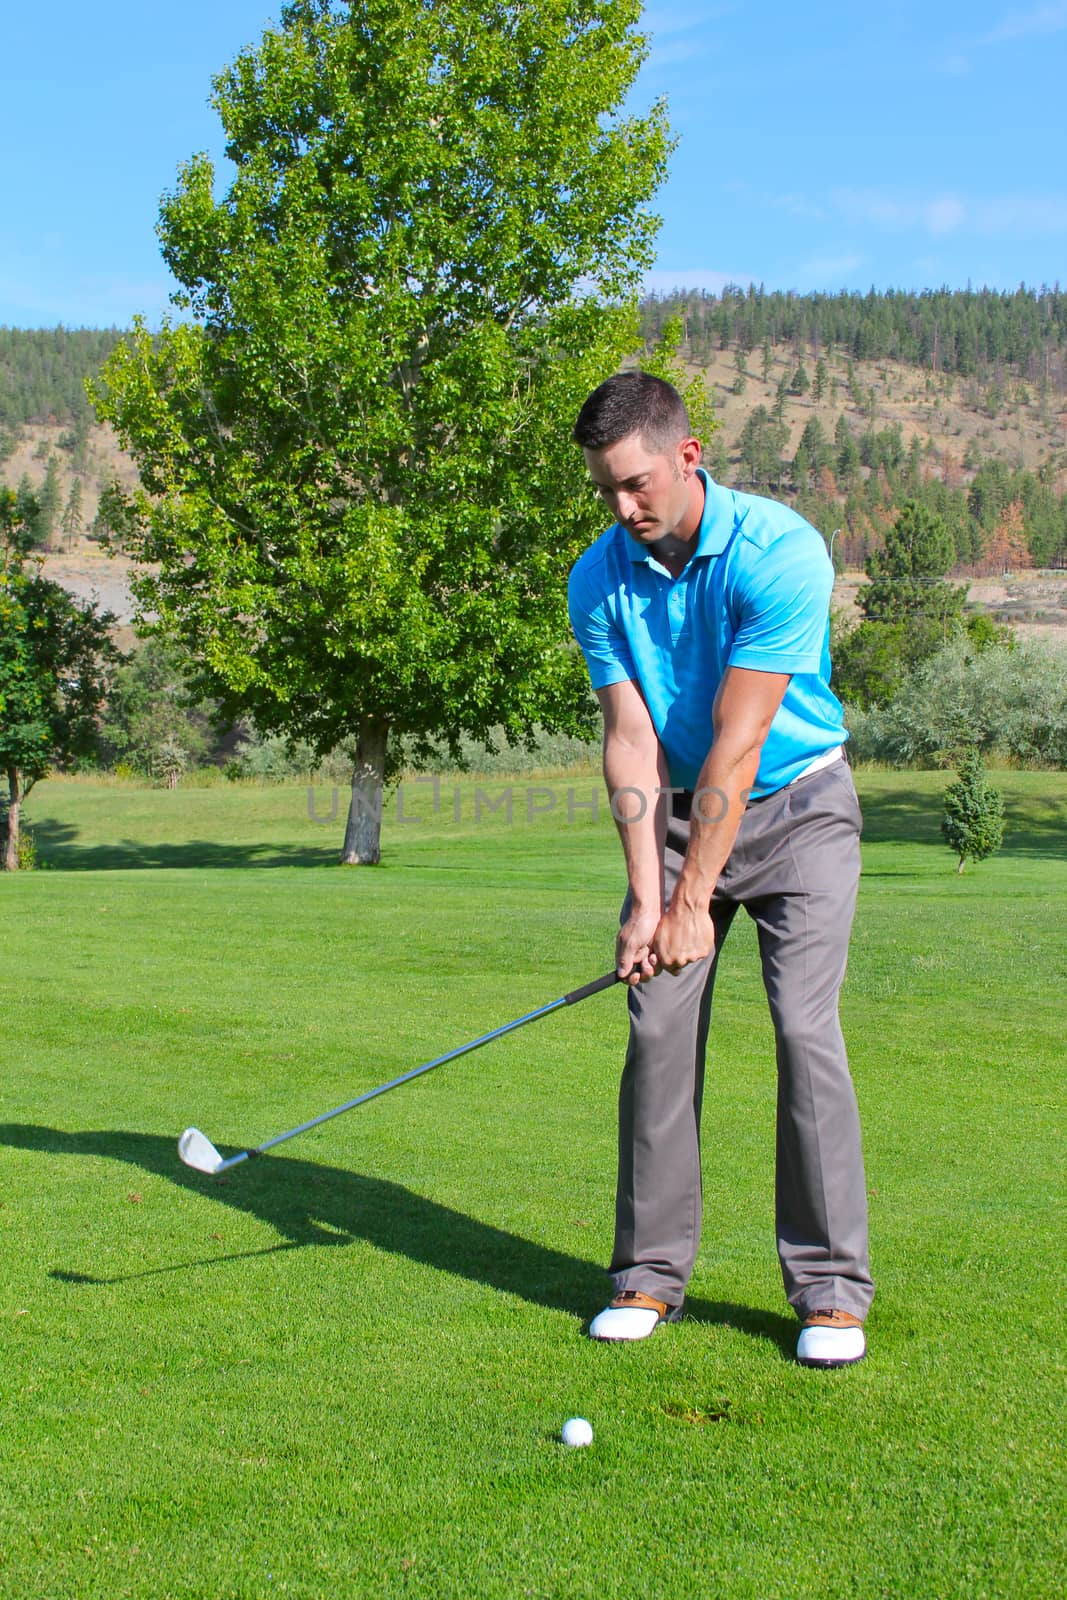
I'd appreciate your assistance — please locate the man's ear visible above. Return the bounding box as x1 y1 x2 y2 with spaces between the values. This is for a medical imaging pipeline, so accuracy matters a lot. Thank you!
679 437 702 478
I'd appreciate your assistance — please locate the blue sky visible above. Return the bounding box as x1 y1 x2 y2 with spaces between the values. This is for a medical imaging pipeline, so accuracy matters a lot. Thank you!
1 1 1064 327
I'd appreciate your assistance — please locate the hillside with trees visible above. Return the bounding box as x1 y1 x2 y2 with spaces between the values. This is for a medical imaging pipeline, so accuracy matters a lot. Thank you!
1 292 1065 737
0 327 126 436
3 288 1066 588
3 287 1066 837
639 286 1067 577
640 284 1067 386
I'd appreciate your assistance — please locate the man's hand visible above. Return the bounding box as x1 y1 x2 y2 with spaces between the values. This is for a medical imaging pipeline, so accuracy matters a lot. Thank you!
651 900 716 975
616 906 662 986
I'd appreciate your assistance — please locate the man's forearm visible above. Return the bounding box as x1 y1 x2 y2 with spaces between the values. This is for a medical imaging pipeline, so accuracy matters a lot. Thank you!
671 739 761 912
603 737 670 912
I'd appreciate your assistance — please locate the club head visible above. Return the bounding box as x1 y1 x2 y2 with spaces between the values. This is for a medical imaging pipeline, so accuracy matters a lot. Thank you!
178 1126 226 1175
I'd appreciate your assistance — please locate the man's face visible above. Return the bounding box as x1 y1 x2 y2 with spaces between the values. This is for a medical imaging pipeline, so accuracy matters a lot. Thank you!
582 430 696 546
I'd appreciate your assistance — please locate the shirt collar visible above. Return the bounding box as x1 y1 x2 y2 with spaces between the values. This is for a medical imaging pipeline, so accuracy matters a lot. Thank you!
623 469 734 565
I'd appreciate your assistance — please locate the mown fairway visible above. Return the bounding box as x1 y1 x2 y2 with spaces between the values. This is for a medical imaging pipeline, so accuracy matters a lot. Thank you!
1 770 1064 1598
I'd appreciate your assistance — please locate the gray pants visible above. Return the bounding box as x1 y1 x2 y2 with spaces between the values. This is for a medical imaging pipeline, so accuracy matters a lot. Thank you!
613 757 874 1321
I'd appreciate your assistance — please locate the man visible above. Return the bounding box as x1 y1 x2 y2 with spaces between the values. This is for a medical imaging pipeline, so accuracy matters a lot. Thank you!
568 371 873 1368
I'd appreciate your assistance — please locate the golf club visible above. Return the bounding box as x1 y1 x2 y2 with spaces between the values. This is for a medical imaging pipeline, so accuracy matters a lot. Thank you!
179 970 621 1177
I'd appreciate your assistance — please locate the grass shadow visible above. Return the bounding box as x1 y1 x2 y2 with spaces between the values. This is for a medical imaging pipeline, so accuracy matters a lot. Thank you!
857 785 1067 861
28 819 339 871
682 1297 798 1359
1 1124 607 1316
4 1124 800 1353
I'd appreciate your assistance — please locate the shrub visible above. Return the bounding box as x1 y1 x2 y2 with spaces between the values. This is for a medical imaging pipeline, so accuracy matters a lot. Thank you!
394 726 598 777
225 727 322 782
941 749 1005 871
844 635 1067 768
101 639 216 777
2 819 41 870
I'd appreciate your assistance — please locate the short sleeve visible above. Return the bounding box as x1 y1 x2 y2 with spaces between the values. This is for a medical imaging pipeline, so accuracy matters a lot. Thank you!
568 557 637 690
728 525 832 674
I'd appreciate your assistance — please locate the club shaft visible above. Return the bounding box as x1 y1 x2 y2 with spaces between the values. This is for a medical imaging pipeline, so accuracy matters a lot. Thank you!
241 971 619 1163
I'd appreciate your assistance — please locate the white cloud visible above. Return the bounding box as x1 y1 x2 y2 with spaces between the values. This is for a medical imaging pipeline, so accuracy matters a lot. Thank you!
833 189 967 237
941 53 972 76
974 195 1067 233
645 36 714 68
796 185 1067 244
641 4 736 38
642 268 750 295
639 4 735 71
982 2 1067 42
794 253 866 286
925 197 967 236
722 181 828 222
829 187 1067 239
770 191 829 223
0 259 176 327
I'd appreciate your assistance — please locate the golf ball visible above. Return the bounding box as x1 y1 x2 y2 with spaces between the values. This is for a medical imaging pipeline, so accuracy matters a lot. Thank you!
561 1417 593 1448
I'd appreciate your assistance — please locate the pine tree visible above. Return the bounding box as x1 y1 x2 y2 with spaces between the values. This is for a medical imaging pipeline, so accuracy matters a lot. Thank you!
851 501 968 693
15 474 37 533
835 416 861 485
61 479 83 550
760 337 772 382
703 431 730 484
797 416 832 472
846 358 861 407
738 406 788 489
941 749 1005 873
37 458 62 549
732 348 748 395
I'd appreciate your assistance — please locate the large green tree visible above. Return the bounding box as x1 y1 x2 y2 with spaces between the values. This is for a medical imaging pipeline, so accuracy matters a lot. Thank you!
0 491 119 870
836 502 969 708
860 499 966 639
92 0 672 863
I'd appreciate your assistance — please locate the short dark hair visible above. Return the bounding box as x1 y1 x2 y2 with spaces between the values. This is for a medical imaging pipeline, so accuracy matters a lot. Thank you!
573 371 691 454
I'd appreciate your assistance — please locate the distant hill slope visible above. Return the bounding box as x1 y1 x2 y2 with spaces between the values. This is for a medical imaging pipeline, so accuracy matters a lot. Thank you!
639 284 1067 383
1 296 1065 627
689 338 1067 478
0 327 126 431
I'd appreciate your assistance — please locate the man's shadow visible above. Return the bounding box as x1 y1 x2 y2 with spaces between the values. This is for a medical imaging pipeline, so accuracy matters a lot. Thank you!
0 1124 796 1354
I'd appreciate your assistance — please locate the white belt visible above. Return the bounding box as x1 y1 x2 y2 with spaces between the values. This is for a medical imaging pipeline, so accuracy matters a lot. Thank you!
789 745 844 785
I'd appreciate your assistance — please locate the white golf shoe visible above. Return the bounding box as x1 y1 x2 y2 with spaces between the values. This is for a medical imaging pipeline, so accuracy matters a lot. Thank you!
588 1290 682 1342
796 1308 867 1367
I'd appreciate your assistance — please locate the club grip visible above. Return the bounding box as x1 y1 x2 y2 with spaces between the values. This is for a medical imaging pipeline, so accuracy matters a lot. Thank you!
562 971 621 1006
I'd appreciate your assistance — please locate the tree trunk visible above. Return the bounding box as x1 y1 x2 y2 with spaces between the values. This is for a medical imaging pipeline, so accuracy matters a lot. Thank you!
2 768 22 872
341 721 389 866
957 855 966 874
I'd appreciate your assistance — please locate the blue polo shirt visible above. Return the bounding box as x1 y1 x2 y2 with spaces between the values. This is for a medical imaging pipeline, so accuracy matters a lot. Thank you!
568 471 847 797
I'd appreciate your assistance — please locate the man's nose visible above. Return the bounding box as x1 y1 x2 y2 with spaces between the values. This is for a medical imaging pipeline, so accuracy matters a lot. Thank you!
616 491 639 521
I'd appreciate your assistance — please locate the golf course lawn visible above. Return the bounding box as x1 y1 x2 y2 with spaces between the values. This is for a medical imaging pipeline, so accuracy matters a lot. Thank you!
1 769 1064 1598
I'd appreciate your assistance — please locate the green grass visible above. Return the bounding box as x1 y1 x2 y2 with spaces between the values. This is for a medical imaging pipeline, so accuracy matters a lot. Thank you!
1 770 1064 1598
